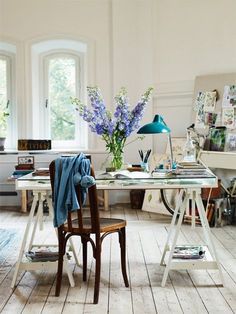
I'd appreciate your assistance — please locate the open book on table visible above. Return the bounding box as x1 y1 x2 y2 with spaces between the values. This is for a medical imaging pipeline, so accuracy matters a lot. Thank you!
96 170 150 179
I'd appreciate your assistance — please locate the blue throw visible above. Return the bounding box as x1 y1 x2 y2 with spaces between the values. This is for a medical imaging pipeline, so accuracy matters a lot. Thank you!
53 153 95 227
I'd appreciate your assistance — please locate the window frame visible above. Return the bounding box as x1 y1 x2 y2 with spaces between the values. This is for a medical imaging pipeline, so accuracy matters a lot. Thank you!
41 51 85 149
31 39 88 151
0 51 16 149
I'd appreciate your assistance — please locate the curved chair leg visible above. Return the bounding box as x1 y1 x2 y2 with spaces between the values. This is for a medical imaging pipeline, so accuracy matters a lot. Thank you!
82 236 88 281
119 227 129 287
93 237 101 304
55 228 66 296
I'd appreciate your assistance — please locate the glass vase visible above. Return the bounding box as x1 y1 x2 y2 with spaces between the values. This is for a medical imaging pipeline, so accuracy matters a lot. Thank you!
111 152 123 170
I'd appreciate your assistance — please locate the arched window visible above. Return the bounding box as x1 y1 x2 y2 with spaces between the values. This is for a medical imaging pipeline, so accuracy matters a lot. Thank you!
31 39 87 150
0 42 16 149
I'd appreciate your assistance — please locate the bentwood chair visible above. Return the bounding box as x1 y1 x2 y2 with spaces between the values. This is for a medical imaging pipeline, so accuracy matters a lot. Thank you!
49 159 129 304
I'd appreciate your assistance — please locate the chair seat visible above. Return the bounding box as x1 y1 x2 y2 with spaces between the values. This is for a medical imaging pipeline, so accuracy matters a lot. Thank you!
64 217 126 233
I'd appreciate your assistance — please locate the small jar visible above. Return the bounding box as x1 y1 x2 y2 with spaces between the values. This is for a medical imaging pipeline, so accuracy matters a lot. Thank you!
141 162 149 172
183 131 196 162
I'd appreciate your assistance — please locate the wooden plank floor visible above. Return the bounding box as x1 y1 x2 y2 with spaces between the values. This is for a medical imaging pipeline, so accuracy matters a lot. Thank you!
0 205 236 313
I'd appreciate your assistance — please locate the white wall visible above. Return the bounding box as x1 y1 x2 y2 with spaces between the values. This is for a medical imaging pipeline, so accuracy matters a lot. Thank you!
1 0 236 205
1 0 236 148
153 0 236 150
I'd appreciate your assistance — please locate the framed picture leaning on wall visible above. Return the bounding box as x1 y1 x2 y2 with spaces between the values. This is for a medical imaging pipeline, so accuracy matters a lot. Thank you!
209 127 226 151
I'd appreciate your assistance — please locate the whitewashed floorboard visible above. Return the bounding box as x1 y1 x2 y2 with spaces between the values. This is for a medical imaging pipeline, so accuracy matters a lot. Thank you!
127 229 157 314
0 207 236 313
153 226 208 314
139 227 183 313
181 224 235 313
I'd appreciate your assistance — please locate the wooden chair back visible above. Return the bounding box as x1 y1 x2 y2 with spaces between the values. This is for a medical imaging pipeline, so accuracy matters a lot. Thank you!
49 158 100 234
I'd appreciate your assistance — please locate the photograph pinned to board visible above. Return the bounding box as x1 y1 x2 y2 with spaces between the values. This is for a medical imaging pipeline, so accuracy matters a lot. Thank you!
203 91 217 112
222 85 236 107
204 112 218 126
195 104 205 128
222 107 235 128
194 91 216 112
194 90 217 128
225 132 236 152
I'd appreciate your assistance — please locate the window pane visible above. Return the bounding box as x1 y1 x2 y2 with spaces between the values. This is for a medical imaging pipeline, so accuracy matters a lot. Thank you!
0 58 7 135
48 57 76 140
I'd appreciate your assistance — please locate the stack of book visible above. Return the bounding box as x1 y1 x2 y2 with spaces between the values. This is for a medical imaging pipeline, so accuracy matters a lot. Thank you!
32 168 50 176
177 162 204 168
11 157 35 179
25 249 59 262
173 245 205 259
11 169 34 179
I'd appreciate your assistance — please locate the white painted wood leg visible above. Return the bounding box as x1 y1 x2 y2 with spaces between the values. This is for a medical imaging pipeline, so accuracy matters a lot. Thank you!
49 193 79 269
160 189 184 266
54 224 75 287
12 190 76 288
63 255 75 287
46 192 53 218
195 191 224 286
38 192 44 231
28 192 45 249
68 237 80 266
161 192 189 287
191 197 196 229
11 193 38 288
28 206 40 250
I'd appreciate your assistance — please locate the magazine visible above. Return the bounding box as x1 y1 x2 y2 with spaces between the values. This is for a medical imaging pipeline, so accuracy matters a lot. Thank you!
173 168 215 178
25 250 59 262
152 168 214 179
173 245 205 259
96 170 150 179
32 168 50 176
152 169 173 178
177 162 205 169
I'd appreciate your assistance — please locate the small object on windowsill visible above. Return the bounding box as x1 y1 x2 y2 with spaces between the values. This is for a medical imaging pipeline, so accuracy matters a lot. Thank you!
18 139 51 151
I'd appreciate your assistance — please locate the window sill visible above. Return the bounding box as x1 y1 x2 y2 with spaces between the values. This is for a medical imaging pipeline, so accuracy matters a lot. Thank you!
0 148 107 155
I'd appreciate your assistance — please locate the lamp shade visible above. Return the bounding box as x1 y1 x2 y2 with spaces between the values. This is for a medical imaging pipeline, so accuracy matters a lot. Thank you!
137 114 171 134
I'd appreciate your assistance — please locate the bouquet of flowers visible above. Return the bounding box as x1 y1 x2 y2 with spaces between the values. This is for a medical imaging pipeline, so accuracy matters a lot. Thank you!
72 86 153 169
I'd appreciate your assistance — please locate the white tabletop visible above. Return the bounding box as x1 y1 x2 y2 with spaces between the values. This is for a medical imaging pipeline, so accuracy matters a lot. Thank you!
15 169 218 191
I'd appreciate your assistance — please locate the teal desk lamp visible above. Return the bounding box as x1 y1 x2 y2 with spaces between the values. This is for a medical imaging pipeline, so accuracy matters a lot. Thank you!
137 114 174 169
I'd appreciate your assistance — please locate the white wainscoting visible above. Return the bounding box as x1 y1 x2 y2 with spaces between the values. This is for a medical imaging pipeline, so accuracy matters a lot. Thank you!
152 80 194 154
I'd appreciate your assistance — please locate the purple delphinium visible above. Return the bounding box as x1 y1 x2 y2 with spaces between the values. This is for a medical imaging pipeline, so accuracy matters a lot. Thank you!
72 86 153 168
